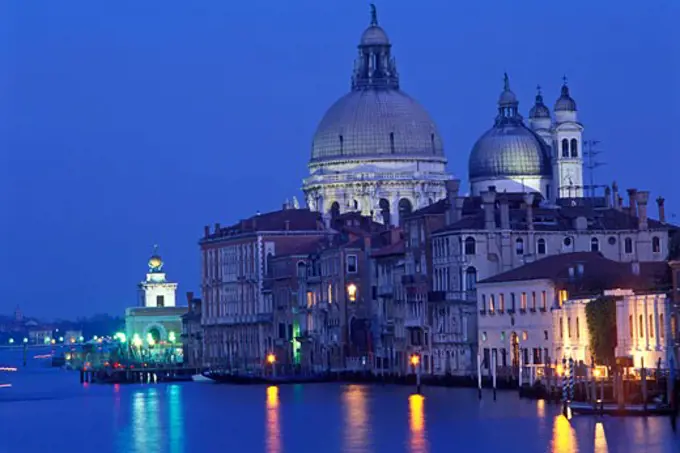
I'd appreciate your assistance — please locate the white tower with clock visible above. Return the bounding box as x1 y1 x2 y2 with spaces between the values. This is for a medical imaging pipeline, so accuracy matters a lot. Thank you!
552 78 584 199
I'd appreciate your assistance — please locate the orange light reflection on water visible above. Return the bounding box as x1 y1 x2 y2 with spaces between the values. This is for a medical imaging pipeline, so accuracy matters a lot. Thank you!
409 394 428 453
266 386 281 453
343 385 369 451
551 415 578 453
594 422 609 453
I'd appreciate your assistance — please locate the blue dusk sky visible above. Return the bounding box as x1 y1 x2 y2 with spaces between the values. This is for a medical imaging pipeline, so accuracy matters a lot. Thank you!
0 1 678 318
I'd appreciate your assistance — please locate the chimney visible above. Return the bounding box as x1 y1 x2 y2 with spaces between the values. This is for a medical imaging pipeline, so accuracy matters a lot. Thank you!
499 195 510 230
363 235 372 251
568 266 575 279
576 263 584 277
657 196 666 223
214 223 221 234
446 179 461 201
204 225 210 237
284 220 291 231
604 186 611 208
627 188 638 217
636 191 649 230
618 195 624 210
612 181 620 210
481 191 496 231
186 291 194 304
524 193 535 231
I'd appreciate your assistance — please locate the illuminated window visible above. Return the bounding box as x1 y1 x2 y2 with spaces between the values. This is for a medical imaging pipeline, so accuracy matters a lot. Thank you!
522 331 528 341
649 314 655 338
489 295 495 314
307 291 313 308
576 317 580 339
560 317 564 339
541 291 547 311
661 314 665 339
558 290 568 307
499 294 505 312
328 284 333 304
520 292 527 311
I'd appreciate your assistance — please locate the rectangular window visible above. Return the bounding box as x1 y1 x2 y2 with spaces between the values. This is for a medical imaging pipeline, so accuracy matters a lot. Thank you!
639 315 644 338
661 314 665 339
489 295 495 314
520 292 527 311
541 291 547 311
480 295 486 313
510 293 516 312
649 314 655 338
567 317 572 338
156 295 165 308
629 315 634 339
499 294 505 312
560 317 564 339
483 348 490 369
531 292 537 311
558 290 568 307
576 317 580 339
347 255 358 273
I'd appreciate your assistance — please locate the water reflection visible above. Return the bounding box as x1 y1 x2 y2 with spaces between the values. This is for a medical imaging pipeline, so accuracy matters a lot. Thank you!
343 385 369 452
537 399 545 418
266 386 281 453
131 389 160 453
168 385 184 453
594 422 608 453
551 415 578 453
408 394 428 453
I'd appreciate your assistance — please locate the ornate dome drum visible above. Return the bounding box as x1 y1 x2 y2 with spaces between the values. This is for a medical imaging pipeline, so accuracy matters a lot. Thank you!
302 6 452 225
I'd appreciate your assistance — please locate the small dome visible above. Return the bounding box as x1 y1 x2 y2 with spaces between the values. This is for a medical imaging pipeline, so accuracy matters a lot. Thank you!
554 83 577 111
469 125 552 180
529 90 551 119
498 73 517 106
311 89 444 162
360 25 390 46
148 255 163 271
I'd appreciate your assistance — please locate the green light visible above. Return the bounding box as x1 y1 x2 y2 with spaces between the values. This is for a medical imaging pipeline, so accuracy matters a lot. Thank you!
132 333 142 347
146 333 155 346
114 332 127 343
292 322 301 365
168 331 176 343
78 336 84 342
44 337 50 345
8 338 13 344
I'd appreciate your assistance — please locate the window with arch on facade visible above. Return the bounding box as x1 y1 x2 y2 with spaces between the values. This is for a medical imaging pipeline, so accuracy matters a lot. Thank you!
561 138 569 158
590 237 600 252
652 236 661 253
639 315 644 338
465 267 478 293
570 138 578 157
625 238 633 254
464 237 476 255
516 238 524 256
537 238 546 255
649 314 655 338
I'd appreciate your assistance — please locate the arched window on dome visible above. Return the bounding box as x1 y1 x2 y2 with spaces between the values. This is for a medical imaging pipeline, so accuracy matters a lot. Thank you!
398 198 412 222
330 202 340 219
570 139 578 157
561 139 569 158
379 198 391 225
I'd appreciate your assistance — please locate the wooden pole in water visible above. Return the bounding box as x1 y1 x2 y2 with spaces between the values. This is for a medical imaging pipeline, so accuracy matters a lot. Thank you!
492 353 497 401
642 357 648 414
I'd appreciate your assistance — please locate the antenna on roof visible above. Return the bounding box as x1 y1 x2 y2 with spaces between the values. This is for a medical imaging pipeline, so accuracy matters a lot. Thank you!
583 139 605 199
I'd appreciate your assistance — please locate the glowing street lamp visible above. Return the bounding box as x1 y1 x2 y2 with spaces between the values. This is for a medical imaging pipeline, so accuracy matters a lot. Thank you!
23 338 28 344
8 338 14 344
78 336 84 343
132 334 142 348
114 332 127 344
168 331 176 343
267 353 276 364
58 336 64 343
346 283 358 302
410 354 422 394
146 333 155 347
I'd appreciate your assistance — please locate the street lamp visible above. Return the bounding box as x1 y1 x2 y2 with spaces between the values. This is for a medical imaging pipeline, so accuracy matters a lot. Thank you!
347 283 358 302
8 338 13 344
410 354 421 394
23 338 28 344
267 353 277 378
168 331 176 343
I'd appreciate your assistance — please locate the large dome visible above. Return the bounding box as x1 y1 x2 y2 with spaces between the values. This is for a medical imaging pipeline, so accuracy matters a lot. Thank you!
469 124 552 180
311 89 444 162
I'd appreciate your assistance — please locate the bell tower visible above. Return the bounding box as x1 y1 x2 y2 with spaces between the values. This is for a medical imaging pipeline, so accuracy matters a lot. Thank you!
552 77 584 199
138 246 178 308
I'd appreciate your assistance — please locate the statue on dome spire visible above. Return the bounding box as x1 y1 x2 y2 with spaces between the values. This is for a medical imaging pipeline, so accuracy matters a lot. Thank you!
503 72 510 91
370 4 378 26
148 244 163 273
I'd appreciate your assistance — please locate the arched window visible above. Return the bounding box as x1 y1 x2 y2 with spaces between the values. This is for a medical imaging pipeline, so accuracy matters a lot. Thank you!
537 238 547 255
379 198 391 225
590 237 599 252
660 314 665 339
629 315 634 338
330 202 340 219
352 199 359 210
652 236 661 253
625 238 633 254
296 261 306 278
515 238 524 256
465 237 476 255
561 139 569 157
639 315 644 338
398 198 413 221
649 314 655 338
570 138 578 157
465 267 477 292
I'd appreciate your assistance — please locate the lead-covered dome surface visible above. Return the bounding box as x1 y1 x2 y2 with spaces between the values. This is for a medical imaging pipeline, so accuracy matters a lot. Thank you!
469 125 552 179
311 89 444 162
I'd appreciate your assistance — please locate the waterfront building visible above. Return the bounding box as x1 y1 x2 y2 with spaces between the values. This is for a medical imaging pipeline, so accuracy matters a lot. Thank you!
302 6 453 225
125 250 186 362
475 252 670 372
181 292 203 368
199 207 328 370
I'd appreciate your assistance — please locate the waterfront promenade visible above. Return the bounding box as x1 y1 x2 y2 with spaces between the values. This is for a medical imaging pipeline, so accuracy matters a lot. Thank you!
1 351 679 453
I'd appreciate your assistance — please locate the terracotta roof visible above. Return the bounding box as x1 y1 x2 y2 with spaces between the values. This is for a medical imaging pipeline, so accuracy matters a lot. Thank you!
372 240 405 257
479 252 669 295
205 209 324 240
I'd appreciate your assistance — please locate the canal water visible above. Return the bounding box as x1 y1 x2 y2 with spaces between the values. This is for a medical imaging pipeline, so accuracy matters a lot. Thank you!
0 351 679 453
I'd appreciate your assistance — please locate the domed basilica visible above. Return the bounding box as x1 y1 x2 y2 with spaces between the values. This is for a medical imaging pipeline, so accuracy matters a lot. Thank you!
303 6 586 224
302 6 452 226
